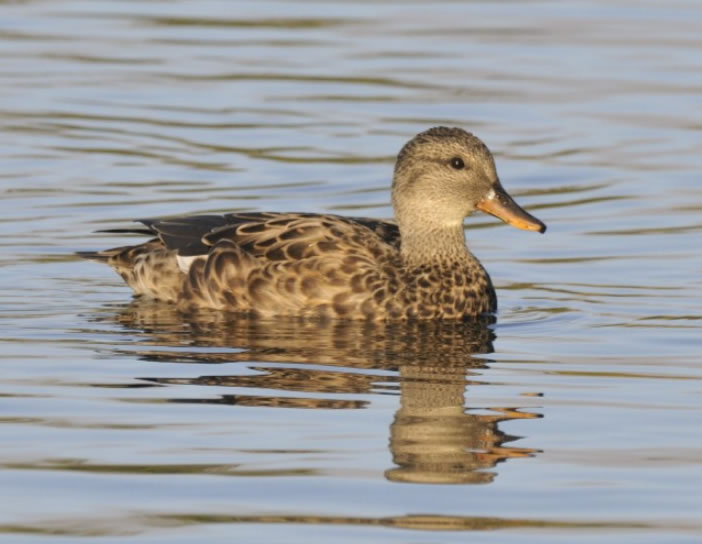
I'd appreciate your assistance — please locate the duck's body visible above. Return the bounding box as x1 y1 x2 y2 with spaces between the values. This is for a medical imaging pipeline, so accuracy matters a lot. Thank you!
89 211 495 319
82 127 545 320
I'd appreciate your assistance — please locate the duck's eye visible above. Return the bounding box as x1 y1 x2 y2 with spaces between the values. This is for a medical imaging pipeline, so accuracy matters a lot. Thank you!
450 157 465 170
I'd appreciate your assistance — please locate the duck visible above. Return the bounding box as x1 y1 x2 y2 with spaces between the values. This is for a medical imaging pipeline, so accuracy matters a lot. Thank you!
80 127 545 320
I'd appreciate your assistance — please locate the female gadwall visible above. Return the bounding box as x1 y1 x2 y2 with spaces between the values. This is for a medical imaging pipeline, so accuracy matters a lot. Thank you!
82 127 545 320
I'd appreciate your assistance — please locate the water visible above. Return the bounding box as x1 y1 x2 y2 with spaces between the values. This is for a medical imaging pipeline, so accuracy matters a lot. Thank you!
1 0 701 542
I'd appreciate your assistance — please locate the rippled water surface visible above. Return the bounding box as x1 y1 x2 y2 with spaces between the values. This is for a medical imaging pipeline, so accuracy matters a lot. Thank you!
1 1 702 542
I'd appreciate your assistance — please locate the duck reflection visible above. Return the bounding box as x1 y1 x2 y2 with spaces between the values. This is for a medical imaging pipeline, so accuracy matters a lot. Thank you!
99 299 541 484
387 370 539 484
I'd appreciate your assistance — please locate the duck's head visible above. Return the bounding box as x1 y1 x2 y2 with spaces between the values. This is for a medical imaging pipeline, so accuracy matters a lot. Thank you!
392 127 546 234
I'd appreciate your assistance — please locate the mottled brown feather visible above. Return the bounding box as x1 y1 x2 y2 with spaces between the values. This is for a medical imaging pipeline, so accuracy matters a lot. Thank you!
89 211 493 319
81 127 545 320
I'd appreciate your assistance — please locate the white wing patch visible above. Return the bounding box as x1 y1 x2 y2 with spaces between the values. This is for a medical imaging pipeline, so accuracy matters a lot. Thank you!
176 255 205 274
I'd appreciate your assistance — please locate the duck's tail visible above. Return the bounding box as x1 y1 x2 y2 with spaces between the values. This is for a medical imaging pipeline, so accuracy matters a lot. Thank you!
76 228 154 261
76 244 133 261
75 250 113 262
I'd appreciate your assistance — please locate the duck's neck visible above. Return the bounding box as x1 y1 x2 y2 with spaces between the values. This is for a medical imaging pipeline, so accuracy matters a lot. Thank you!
398 220 473 266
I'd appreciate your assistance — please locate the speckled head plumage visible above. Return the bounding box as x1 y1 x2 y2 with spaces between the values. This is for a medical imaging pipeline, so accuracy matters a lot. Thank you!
395 127 492 174
392 127 500 228
392 126 545 235
81 127 546 321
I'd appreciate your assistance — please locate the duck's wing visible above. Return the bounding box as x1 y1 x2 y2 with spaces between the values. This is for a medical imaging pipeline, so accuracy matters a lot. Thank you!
136 212 400 259
87 212 400 307
345 216 401 250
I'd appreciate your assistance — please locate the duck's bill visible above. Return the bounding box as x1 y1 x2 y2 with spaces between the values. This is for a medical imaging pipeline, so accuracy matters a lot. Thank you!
477 184 546 233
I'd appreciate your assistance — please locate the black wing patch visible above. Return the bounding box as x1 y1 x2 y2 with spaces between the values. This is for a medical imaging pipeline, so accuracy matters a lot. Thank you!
139 215 230 256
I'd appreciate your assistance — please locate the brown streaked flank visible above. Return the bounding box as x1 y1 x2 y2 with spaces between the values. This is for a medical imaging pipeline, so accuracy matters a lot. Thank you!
79 127 546 320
